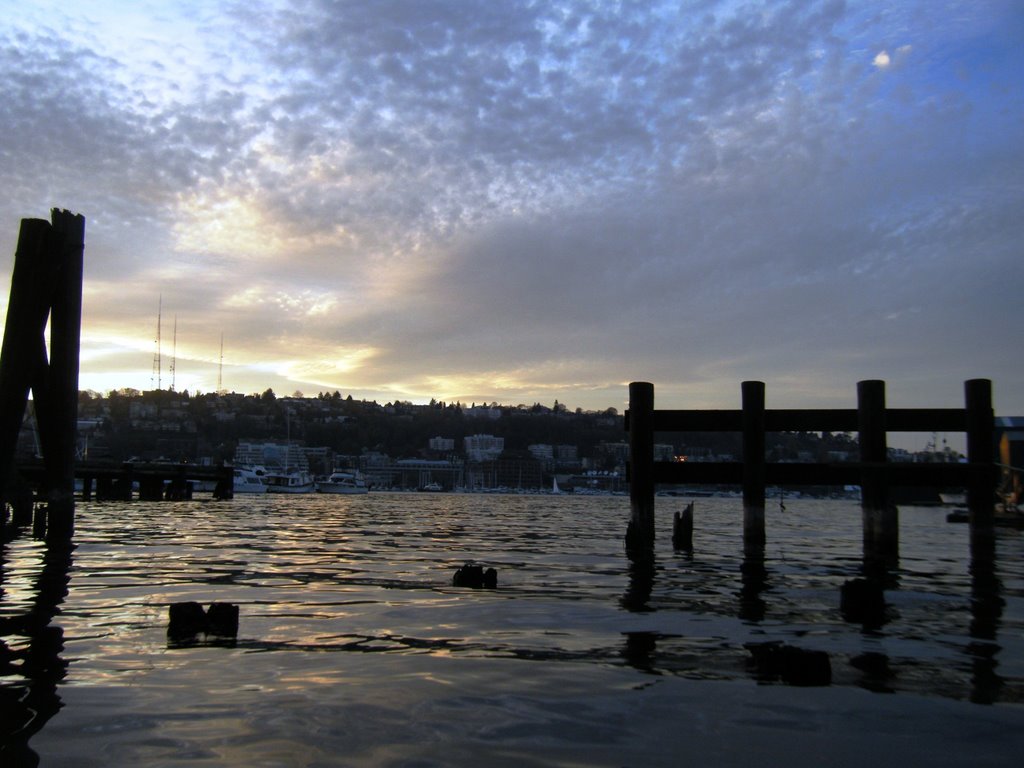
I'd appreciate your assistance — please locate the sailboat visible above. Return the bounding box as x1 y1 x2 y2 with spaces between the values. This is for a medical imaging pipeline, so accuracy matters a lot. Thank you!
551 477 562 495
266 410 315 493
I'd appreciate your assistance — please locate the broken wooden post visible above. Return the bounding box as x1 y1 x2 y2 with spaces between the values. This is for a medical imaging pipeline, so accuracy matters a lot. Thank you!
627 381 655 549
672 501 693 550
742 381 766 549
858 379 895 568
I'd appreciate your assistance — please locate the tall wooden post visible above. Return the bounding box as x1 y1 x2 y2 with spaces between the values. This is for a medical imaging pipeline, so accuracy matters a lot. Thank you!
0 210 84 541
43 210 84 539
627 381 655 549
858 379 896 567
965 379 995 545
742 381 766 550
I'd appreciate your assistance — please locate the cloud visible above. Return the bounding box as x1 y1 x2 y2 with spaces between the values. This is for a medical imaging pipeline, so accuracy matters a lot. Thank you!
0 0 1021 419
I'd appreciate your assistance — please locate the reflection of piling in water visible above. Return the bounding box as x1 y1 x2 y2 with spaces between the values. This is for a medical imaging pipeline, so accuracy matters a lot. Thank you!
621 549 655 613
746 641 832 687
0 539 75 762
739 544 768 623
968 535 1004 704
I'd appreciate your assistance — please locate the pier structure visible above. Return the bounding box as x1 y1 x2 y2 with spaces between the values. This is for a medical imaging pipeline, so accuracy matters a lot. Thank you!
625 379 997 561
0 210 84 541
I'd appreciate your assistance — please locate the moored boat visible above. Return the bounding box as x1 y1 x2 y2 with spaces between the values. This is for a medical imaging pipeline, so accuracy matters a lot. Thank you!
265 469 315 493
317 470 369 494
233 466 268 494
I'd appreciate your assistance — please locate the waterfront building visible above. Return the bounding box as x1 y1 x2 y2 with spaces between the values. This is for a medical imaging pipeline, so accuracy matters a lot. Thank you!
234 441 310 471
429 436 455 452
465 434 504 462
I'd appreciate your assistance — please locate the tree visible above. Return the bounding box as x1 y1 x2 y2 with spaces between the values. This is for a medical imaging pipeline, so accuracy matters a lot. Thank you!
261 388 276 402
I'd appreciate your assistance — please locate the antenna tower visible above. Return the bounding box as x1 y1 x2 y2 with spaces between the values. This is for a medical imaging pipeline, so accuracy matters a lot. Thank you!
152 295 162 390
170 315 177 391
217 333 224 393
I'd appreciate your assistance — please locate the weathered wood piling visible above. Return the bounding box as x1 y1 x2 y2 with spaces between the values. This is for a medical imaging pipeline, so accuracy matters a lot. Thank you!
626 381 655 550
0 210 84 541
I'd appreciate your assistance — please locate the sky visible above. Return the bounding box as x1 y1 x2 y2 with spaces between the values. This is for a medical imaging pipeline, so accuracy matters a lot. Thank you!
1 0 1022 445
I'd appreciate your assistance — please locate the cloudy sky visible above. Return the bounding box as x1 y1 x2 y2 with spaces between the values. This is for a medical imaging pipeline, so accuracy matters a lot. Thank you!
2 0 1022 432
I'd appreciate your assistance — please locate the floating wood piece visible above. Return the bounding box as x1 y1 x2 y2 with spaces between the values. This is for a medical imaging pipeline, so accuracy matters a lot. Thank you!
168 601 239 645
452 563 497 589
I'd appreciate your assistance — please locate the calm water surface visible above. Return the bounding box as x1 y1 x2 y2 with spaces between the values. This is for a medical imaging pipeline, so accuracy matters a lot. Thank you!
2 494 1023 766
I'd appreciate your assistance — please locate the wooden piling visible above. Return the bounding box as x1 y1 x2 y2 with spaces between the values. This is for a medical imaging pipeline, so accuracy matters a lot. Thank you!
0 211 84 540
965 379 995 552
858 379 896 566
42 210 84 539
742 381 766 549
0 219 52 504
627 381 655 549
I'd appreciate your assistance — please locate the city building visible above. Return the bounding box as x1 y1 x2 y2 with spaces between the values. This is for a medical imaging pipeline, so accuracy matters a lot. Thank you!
464 434 504 462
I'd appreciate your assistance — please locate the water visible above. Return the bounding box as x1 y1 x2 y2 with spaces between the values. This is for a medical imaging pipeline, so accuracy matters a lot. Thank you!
2 494 1023 766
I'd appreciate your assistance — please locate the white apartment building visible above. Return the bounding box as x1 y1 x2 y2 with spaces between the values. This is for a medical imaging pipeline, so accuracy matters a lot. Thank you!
464 434 504 461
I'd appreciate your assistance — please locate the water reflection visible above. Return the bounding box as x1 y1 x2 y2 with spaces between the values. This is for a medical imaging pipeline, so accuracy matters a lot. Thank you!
968 533 1005 704
0 531 74 766
738 544 768 623
3 495 1022 762
621 548 655 612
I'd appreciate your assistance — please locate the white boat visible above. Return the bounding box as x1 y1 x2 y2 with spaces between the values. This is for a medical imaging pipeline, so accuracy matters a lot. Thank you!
233 466 268 494
419 481 443 492
317 471 368 494
265 413 315 493
265 469 315 493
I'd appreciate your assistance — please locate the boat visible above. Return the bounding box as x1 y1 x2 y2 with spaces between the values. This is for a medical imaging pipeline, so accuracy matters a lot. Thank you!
419 481 443 492
317 470 368 494
233 466 268 494
265 411 315 493
265 469 316 493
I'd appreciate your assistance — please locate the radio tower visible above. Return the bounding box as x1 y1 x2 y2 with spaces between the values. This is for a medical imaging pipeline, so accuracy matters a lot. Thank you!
170 315 177 392
152 295 162 390
217 332 224 393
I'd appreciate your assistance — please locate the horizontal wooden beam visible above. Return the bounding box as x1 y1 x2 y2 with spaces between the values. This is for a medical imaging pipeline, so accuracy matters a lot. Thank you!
630 407 971 434
647 460 983 487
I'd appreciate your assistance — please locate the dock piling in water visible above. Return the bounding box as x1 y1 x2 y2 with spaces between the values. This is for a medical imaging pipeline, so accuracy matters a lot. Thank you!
741 381 766 549
0 211 84 541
